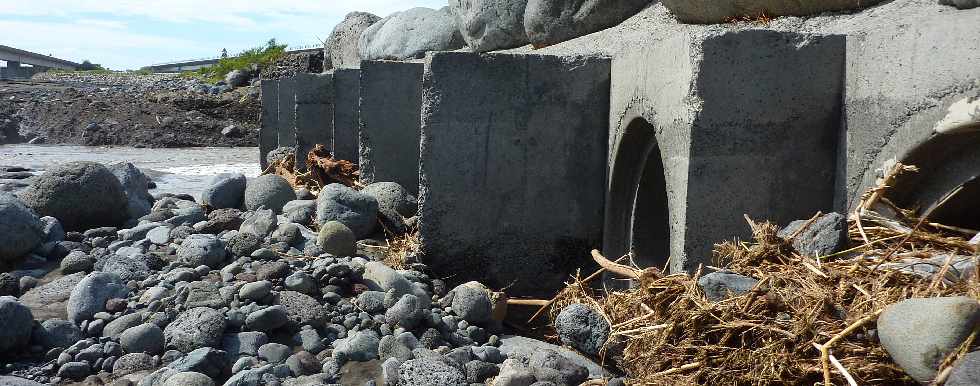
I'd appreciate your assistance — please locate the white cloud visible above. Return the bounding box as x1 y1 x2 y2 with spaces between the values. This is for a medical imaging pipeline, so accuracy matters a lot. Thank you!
0 0 448 69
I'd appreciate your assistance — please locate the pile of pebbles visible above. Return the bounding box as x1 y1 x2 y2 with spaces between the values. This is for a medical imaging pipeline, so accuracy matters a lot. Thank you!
0 161 614 386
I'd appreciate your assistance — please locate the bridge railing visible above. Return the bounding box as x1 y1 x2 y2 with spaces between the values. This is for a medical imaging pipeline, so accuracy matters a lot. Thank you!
147 43 325 68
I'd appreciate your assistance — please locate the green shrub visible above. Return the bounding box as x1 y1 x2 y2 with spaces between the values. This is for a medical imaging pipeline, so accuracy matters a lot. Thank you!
196 38 286 83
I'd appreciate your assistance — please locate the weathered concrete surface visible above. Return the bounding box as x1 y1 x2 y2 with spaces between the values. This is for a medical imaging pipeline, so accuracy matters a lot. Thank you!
332 68 361 163
605 30 845 273
840 7 980 214
661 0 886 24
277 77 297 148
418 52 610 296
359 61 424 195
294 73 334 172
259 80 279 171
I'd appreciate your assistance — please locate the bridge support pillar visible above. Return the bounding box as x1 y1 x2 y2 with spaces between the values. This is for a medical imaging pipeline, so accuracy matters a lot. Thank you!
418 52 611 297
359 61 424 195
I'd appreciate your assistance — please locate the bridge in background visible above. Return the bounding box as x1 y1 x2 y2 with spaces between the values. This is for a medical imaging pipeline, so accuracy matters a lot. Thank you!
142 45 323 73
0 45 79 79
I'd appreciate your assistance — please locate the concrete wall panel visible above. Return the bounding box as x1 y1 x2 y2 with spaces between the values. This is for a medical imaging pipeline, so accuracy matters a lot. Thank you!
294 73 334 171
419 52 610 297
259 79 279 170
359 61 424 195
333 68 361 163
277 77 297 149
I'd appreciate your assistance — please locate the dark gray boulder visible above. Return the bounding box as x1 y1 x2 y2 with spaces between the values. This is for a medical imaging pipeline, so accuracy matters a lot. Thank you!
317 221 356 257
243 175 295 213
19 161 128 231
60 250 94 274
283 199 316 225
778 212 846 257
327 12 382 68
107 162 154 219
316 183 379 239
555 303 609 357
120 323 165 355
334 330 381 362
385 294 426 330
450 281 493 324
661 0 886 24
450 0 530 52
37 319 84 350
358 7 465 61
67 272 129 323
239 208 278 237
164 307 227 353
177 234 226 269
0 193 44 267
226 70 251 88
697 271 759 302
528 348 589 385
200 173 247 210
276 290 328 328
245 305 290 332
878 296 980 383
524 0 652 47
101 253 163 282
948 350 980 386
0 297 33 352
940 0 980 9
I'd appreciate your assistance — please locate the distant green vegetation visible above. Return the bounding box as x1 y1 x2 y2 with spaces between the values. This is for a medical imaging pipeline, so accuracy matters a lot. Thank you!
184 39 287 84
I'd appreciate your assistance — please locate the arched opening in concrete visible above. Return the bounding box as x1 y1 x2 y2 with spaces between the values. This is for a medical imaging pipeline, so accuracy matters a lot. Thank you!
605 118 670 270
886 129 980 231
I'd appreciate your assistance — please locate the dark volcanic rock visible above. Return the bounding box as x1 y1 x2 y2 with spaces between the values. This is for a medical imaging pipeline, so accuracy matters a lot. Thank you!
19 161 129 231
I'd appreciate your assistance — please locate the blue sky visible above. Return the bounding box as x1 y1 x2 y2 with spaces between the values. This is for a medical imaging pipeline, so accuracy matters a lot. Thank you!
1 1 447 70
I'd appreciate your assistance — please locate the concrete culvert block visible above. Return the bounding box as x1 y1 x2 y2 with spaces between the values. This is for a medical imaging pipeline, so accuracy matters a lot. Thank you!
450 0 530 52
661 0 886 23
524 0 653 47
243 174 296 213
358 7 465 61
19 161 129 231
358 61 423 195
327 12 382 69
418 52 609 297
317 221 357 257
316 183 379 239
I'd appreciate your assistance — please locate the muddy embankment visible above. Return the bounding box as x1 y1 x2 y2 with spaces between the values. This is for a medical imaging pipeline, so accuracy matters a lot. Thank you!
0 72 260 148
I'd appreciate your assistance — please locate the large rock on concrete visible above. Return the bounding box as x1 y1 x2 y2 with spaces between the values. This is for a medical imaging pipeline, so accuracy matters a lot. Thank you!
778 212 846 257
19 161 128 231
660 0 886 24
0 297 33 352
108 162 154 219
164 307 227 353
200 173 246 210
0 193 44 267
878 297 980 383
450 0 530 52
358 7 465 61
524 0 652 47
67 272 129 323
316 183 379 239
555 303 609 356
243 174 296 213
327 12 382 68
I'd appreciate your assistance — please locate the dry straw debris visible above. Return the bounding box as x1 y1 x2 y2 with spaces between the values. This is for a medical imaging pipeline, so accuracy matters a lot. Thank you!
266 144 361 194
543 162 980 386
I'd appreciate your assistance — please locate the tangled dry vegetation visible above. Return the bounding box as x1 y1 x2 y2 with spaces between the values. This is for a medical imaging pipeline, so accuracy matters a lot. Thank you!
265 144 361 194
544 163 980 385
